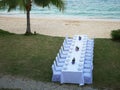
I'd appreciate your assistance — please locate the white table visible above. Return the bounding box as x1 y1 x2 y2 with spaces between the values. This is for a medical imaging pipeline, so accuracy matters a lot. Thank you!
60 35 88 85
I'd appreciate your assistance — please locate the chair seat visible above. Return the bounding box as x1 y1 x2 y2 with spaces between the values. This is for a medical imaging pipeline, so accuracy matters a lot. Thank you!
56 54 66 63
85 57 93 60
65 37 73 44
60 46 69 55
86 47 93 51
84 72 92 84
85 53 93 57
52 61 62 72
83 68 91 73
86 50 94 54
84 63 92 69
59 50 67 59
52 66 61 82
84 60 92 64
56 60 64 67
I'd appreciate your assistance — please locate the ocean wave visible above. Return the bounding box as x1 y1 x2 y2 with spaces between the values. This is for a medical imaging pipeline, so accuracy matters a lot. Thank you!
0 0 120 19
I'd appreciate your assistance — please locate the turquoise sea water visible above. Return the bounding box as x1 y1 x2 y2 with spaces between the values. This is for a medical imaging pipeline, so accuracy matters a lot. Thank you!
0 0 120 19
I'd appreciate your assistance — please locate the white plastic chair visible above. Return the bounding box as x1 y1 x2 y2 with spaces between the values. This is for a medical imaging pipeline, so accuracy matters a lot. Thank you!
85 56 93 60
55 57 64 67
85 59 93 69
65 36 73 44
86 50 94 54
63 40 71 51
84 60 92 64
60 46 68 55
86 47 93 51
57 53 66 63
85 53 93 57
84 63 92 69
87 40 94 47
52 61 62 72
59 49 67 59
63 39 71 46
52 63 61 82
83 68 91 73
84 72 92 84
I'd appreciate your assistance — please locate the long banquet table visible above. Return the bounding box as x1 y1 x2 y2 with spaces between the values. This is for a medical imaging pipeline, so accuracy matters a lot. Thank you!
60 35 87 85
52 35 94 86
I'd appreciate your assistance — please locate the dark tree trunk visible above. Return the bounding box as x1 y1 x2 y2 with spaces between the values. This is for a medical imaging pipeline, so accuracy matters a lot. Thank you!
25 1 32 35
25 10 32 35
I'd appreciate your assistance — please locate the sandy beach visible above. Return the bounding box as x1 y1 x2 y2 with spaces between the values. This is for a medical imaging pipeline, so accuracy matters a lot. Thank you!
0 16 120 38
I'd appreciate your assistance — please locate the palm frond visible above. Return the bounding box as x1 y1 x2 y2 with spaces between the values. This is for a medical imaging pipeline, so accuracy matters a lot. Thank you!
50 0 65 11
33 0 50 7
0 0 27 11
33 0 64 11
0 0 65 12
0 0 6 9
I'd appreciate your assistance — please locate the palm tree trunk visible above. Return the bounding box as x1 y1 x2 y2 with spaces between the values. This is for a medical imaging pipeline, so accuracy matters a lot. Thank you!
25 10 32 35
25 1 32 35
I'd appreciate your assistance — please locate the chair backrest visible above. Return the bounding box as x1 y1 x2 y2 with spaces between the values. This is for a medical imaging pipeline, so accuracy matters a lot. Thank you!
57 55 64 62
63 39 67 46
54 60 57 67
62 45 66 51
60 46 64 54
59 49 62 57
65 36 72 44
52 61 57 71
58 50 62 59
55 57 59 66
53 60 62 72
57 53 61 61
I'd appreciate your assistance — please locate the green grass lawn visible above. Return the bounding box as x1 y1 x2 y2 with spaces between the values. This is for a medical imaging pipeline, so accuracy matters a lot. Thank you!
0 29 120 89
93 39 120 89
0 89 20 90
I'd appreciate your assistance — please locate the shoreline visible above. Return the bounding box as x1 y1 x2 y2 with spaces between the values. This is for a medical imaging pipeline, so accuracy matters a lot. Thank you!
0 16 120 38
1 15 120 22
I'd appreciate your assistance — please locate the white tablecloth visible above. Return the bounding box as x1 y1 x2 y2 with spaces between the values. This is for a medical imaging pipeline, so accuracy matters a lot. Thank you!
60 35 87 85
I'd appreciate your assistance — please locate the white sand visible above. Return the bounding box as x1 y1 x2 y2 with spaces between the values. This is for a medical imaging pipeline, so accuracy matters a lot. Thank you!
0 16 120 38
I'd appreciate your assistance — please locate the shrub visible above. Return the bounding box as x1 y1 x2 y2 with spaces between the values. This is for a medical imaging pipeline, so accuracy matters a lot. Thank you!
0 29 14 35
111 29 120 41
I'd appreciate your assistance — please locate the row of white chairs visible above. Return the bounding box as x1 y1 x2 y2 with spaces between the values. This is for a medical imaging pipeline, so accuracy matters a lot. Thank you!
83 39 94 84
52 36 73 82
